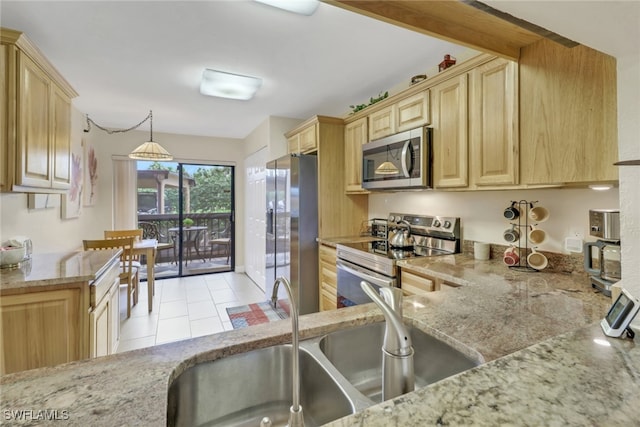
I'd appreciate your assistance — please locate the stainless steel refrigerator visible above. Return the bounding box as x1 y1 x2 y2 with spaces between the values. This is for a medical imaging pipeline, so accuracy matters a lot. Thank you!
265 154 319 315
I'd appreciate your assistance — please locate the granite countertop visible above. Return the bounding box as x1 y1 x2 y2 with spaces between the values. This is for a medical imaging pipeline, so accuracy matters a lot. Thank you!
1 255 638 426
0 250 121 294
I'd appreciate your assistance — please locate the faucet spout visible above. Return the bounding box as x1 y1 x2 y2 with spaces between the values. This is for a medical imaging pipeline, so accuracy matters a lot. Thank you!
271 277 304 427
360 281 415 401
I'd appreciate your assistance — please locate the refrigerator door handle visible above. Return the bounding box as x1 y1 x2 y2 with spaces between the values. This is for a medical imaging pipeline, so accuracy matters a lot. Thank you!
267 208 274 235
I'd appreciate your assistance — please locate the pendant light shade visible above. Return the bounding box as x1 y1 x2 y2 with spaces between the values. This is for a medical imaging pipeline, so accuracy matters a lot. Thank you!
375 161 400 175
128 141 173 161
375 145 399 175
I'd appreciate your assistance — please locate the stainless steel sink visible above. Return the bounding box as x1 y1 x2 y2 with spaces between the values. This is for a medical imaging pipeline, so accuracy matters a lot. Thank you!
167 322 483 426
317 322 482 403
167 345 354 427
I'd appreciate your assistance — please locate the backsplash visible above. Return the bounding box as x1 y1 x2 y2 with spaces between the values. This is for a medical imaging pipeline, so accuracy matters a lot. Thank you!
462 240 587 276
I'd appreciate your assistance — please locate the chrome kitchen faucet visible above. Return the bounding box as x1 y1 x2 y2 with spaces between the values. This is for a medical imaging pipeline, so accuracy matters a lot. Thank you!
263 277 304 427
360 281 415 401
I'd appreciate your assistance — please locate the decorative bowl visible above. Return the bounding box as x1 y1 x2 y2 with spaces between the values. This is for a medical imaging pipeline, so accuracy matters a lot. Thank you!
0 246 26 268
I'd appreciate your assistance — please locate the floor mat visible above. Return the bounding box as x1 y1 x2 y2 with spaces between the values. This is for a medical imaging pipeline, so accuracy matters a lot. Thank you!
226 300 290 329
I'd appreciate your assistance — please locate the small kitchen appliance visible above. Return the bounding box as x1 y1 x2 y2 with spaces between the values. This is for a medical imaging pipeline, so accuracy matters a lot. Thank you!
584 209 621 296
336 213 460 308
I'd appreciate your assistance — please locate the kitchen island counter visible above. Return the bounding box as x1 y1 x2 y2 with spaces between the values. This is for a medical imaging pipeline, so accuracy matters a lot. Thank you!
1 255 638 426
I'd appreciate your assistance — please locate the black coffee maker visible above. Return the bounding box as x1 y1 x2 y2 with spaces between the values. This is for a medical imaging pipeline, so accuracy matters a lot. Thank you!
584 209 621 296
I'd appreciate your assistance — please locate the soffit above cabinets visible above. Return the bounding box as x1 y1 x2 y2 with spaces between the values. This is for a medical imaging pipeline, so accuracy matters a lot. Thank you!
326 0 577 60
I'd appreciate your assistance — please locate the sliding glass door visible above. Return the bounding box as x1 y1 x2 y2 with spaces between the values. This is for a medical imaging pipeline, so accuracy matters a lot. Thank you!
135 160 234 278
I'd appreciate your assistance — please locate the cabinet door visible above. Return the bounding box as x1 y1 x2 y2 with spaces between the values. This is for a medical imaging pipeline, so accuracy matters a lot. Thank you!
520 40 618 184
90 295 110 358
470 58 519 186
51 85 72 189
432 74 468 188
0 288 83 375
319 244 337 311
287 134 299 154
368 105 396 140
396 91 430 132
299 124 317 153
17 52 52 188
344 117 368 194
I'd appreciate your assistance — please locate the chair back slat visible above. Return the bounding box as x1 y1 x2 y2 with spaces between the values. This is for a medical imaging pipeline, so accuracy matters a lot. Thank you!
104 229 143 241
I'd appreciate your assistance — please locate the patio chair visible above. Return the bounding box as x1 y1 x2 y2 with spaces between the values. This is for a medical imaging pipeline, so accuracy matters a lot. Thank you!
209 224 231 264
138 221 175 264
84 237 138 318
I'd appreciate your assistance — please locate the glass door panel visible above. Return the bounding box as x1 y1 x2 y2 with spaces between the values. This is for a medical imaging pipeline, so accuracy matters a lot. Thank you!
135 160 234 278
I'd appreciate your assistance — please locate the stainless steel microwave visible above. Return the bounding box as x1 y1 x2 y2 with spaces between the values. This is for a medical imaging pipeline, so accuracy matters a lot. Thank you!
362 127 432 190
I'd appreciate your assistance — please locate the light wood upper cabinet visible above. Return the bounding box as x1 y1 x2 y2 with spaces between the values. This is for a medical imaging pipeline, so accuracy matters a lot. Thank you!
431 74 469 188
344 117 368 194
519 39 618 185
469 58 519 186
285 115 368 239
52 85 72 189
368 91 430 141
368 104 396 141
1 28 78 193
396 90 430 132
288 123 317 154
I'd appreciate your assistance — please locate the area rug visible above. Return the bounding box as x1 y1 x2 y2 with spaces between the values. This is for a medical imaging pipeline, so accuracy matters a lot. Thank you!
226 299 290 329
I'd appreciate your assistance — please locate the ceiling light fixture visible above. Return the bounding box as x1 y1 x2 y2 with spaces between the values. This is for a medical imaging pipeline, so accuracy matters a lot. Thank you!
200 69 263 100
254 0 320 15
84 110 173 161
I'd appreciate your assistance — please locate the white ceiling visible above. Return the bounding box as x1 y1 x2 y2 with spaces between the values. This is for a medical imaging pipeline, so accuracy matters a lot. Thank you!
2 1 638 141
0 0 469 139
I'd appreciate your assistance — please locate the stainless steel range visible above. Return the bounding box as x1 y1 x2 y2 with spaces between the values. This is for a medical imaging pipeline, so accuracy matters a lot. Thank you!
336 213 461 308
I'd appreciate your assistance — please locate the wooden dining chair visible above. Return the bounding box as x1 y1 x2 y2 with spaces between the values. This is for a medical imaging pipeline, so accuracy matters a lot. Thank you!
83 237 138 318
104 229 144 308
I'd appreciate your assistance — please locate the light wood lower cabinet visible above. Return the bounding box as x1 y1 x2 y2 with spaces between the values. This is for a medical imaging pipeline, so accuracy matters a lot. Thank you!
0 256 120 374
0 288 85 375
89 275 120 358
319 244 337 311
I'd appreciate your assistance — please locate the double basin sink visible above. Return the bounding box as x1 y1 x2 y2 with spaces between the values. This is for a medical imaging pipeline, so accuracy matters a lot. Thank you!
167 321 483 427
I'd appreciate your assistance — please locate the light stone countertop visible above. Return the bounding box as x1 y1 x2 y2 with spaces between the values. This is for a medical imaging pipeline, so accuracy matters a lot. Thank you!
1 254 638 426
0 250 121 294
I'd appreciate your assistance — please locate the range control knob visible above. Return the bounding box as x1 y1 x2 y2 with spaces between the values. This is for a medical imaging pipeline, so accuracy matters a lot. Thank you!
433 219 441 228
443 220 452 229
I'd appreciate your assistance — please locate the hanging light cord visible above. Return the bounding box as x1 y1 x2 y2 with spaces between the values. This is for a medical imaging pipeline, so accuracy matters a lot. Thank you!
84 110 153 136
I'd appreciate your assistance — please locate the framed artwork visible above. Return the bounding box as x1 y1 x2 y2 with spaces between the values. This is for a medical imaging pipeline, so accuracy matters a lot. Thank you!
61 150 83 219
83 138 98 206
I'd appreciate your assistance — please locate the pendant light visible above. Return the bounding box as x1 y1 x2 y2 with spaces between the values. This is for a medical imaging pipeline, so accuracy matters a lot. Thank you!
128 111 173 160
84 110 173 161
375 146 399 175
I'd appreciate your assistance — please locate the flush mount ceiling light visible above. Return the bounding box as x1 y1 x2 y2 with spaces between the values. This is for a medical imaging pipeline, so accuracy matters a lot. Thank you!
254 0 319 15
85 110 173 161
200 69 263 100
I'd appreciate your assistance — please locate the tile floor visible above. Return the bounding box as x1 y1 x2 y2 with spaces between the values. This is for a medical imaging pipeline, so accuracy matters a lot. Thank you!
116 272 265 353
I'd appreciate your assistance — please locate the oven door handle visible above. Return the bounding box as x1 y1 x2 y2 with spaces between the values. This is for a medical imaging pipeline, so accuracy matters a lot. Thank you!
337 259 394 288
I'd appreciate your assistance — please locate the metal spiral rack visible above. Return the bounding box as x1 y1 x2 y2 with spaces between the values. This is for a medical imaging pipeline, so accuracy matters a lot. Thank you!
504 200 539 272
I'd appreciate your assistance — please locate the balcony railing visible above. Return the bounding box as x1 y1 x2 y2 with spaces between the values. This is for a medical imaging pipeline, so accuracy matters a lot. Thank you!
137 212 231 264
